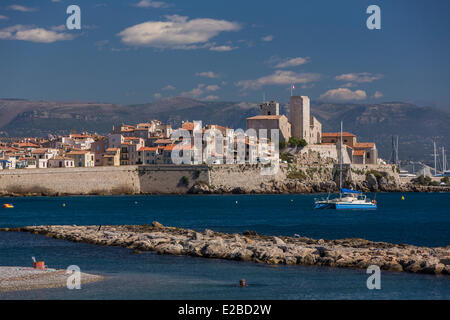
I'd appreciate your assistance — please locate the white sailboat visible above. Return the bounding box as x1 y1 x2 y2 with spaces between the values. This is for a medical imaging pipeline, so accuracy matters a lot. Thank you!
313 121 377 210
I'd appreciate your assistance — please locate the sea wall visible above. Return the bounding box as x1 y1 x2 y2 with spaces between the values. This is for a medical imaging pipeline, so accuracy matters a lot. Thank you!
0 163 448 196
0 165 210 196
208 164 286 193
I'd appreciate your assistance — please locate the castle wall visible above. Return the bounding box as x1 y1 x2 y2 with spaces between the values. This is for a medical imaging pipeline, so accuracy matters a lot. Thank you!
0 165 210 195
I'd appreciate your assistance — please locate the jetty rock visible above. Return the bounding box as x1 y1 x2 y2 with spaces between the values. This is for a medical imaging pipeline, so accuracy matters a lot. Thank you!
1 224 449 276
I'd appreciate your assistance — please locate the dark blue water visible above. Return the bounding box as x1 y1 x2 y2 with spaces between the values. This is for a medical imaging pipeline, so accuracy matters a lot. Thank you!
0 193 449 299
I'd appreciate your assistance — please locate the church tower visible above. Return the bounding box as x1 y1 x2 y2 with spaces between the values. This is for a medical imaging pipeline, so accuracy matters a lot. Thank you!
289 96 310 142
260 101 279 116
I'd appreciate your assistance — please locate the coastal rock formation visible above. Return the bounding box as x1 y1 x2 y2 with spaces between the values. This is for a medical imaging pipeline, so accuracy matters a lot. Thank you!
2 223 449 276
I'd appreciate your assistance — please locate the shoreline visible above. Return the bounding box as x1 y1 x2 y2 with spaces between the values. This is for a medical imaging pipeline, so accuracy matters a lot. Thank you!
1 186 449 197
2 223 449 276
0 266 103 293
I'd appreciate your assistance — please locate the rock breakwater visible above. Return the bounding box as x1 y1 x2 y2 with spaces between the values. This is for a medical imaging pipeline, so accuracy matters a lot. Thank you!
2 223 449 275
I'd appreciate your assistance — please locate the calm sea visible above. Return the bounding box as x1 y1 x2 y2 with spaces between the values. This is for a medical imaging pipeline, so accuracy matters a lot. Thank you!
0 193 449 299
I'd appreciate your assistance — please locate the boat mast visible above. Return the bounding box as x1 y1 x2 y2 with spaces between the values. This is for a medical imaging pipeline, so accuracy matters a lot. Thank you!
340 121 343 197
434 141 437 176
443 146 446 172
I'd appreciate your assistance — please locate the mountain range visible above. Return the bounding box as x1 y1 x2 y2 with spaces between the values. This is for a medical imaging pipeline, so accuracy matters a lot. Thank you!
0 97 449 164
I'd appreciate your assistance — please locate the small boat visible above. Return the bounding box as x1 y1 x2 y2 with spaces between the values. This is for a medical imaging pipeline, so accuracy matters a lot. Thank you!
314 188 377 210
314 121 377 210
3 204 14 209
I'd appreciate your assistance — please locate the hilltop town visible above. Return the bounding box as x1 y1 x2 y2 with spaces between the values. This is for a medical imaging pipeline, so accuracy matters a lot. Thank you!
1 96 448 196
0 96 379 170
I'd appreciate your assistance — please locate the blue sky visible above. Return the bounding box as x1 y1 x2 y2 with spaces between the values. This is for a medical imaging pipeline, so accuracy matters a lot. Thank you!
0 0 449 107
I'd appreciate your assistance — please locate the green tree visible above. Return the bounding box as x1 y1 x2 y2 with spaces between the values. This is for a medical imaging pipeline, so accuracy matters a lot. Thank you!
288 137 307 148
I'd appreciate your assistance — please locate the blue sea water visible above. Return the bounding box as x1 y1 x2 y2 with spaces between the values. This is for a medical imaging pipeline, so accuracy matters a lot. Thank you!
0 193 449 299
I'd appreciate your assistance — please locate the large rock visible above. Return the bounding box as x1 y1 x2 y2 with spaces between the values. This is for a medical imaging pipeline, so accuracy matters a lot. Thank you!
366 174 378 191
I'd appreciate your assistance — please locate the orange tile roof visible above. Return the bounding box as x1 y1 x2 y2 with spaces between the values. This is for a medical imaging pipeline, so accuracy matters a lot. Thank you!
181 122 195 131
66 150 90 155
154 139 173 144
70 134 90 139
354 142 375 148
163 144 193 151
163 145 176 151
138 147 158 151
124 137 140 140
16 142 39 148
322 132 356 137
353 150 366 156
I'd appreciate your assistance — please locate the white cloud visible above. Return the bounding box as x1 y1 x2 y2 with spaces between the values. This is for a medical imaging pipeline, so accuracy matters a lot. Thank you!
180 84 219 100
203 95 219 101
181 84 205 98
50 25 66 32
117 15 241 49
373 91 384 99
196 71 219 79
236 70 321 90
154 93 162 99
0 15 8 20
134 0 169 8
261 35 274 42
162 85 176 91
274 57 309 68
0 25 74 43
8 5 37 12
205 85 220 92
335 72 383 83
51 0 62 3
319 88 367 101
209 45 236 52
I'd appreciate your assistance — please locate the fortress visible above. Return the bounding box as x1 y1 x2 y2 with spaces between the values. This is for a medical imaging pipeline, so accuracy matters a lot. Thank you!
246 95 322 144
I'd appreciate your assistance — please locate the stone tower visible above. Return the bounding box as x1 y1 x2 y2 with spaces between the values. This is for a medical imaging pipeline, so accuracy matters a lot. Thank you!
260 101 279 116
289 96 310 142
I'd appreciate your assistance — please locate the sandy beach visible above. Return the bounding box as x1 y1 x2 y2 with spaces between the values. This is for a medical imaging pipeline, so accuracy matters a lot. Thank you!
0 266 103 292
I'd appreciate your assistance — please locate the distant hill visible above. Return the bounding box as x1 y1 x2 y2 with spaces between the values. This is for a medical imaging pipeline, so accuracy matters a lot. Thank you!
0 97 448 163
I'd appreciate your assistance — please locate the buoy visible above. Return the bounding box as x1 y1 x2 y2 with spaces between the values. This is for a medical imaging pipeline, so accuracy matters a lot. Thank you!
291 199 294 202
62 203 66 207
33 261 45 270
3 204 14 209
239 279 246 287
235 201 238 204
401 196 405 200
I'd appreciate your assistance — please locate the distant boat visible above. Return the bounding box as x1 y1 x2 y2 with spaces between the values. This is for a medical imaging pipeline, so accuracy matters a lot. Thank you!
313 121 377 210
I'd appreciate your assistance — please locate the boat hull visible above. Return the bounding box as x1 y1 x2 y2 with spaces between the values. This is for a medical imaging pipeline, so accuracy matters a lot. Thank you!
335 203 377 210
313 202 377 210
